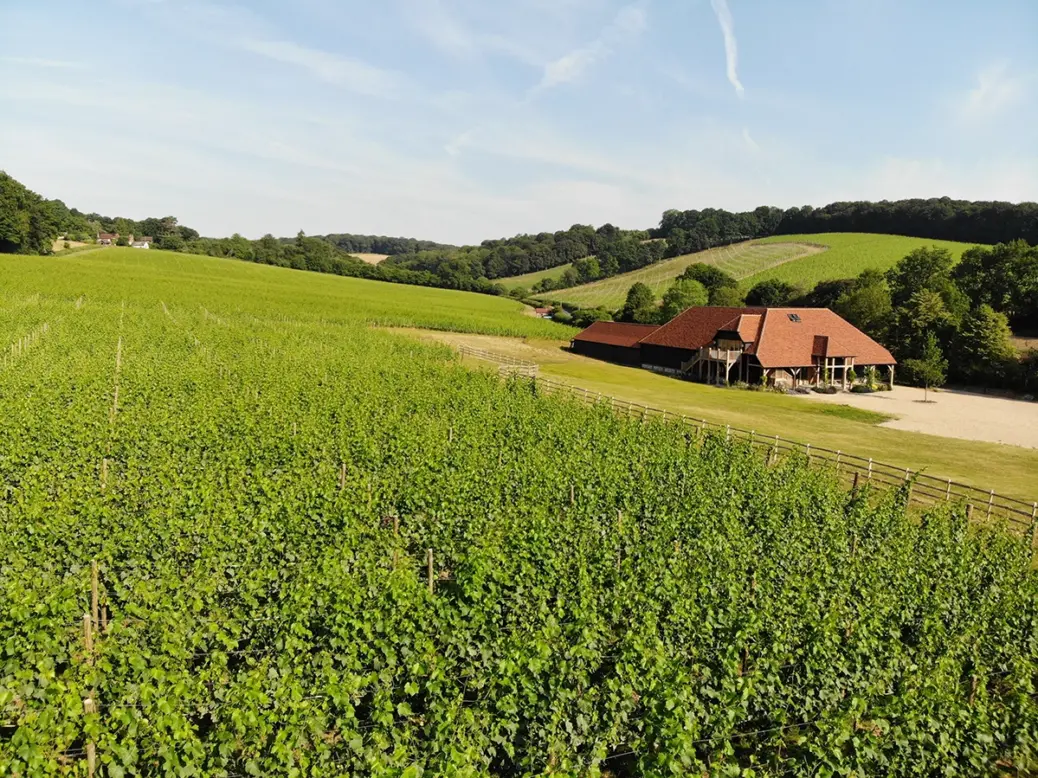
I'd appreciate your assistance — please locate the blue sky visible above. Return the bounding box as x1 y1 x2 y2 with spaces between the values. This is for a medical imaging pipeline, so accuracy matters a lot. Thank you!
1 0 1035 244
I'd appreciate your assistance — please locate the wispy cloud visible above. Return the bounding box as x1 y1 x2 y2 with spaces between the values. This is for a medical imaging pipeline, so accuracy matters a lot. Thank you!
710 0 744 98
403 0 543 65
236 39 402 96
1 57 85 69
535 5 647 92
742 127 759 152
957 61 1028 121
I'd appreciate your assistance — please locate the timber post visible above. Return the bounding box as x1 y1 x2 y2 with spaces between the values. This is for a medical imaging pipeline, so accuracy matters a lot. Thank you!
427 549 434 595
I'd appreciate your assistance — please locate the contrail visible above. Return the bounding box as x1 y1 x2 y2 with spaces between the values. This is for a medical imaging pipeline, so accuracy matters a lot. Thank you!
710 0 744 98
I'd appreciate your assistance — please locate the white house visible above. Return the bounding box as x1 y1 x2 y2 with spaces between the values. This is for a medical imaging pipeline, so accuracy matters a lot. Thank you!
131 237 153 249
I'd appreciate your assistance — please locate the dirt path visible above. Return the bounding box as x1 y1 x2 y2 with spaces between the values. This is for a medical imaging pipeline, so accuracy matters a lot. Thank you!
801 385 1038 449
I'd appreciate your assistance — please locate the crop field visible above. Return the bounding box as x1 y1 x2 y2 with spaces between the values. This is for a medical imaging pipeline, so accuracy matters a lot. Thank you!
745 233 978 289
542 242 819 309
3 249 1038 776
497 263 573 291
348 253 390 265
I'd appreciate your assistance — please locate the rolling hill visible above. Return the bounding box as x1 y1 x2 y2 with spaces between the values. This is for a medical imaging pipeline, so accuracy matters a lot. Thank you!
498 263 573 290
538 241 819 309
744 233 978 289
538 233 981 310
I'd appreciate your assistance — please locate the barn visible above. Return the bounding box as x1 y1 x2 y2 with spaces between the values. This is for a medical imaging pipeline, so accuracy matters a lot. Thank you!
569 321 660 366
570 307 897 389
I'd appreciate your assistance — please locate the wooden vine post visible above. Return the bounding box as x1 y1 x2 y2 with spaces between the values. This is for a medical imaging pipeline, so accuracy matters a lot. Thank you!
427 549 435 595
82 611 96 777
91 561 99 630
339 462 347 491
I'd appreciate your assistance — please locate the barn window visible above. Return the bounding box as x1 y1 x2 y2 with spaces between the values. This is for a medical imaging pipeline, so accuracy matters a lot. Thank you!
787 313 801 322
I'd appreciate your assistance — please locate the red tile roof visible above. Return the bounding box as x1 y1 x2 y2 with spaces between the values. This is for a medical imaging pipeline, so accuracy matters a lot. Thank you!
754 308 895 368
640 307 766 349
640 306 895 368
573 321 660 348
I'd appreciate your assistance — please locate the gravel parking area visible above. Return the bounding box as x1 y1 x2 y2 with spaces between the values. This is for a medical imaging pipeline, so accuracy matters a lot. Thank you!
800 385 1038 449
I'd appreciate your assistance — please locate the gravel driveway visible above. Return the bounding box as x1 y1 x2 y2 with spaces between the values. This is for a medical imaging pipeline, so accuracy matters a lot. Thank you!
801 386 1038 449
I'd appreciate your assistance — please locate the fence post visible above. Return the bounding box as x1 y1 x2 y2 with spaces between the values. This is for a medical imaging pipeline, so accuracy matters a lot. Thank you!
867 459 873 482
83 696 96 777
339 462 347 491
835 450 841 471
852 471 859 492
725 425 731 442
946 479 952 501
986 490 995 520
1031 504 1038 549
805 443 811 465
91 561 99 632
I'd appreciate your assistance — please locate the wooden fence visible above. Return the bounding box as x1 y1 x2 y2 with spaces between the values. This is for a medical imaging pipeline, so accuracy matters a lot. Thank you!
456 345 1038 533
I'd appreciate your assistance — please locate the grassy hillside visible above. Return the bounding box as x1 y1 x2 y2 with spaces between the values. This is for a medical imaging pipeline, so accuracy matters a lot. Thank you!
541 241 817 309
498 263 573 290
744 233 978 289
0 247 575 339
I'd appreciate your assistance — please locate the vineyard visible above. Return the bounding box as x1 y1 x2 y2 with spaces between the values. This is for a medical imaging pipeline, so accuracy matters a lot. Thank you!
3 249 1038 776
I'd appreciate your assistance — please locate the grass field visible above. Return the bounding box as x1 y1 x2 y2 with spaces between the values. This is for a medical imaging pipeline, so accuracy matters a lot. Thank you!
0 248 574 339
497 263 573 290
745 233 978 289
409 330 1038 499
539 241 820 309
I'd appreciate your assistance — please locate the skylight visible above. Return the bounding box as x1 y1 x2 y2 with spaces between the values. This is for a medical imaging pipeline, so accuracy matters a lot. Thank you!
787 313 802 322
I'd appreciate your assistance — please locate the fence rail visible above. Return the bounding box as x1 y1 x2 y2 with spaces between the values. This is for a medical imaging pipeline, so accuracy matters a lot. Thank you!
457 345 1038 531
457 345 539 377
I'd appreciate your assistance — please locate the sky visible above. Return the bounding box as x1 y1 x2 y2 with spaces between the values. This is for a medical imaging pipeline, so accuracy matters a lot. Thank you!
1 0 1036 244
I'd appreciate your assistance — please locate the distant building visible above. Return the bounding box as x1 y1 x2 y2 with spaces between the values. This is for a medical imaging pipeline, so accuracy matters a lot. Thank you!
533 307 553 318
97 232 118 246
131 237 153 249
570 321 660 366
571 307 896 389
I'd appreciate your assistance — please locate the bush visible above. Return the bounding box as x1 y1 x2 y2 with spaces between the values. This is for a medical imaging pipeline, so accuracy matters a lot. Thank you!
63 242 71 250
812 385 839 395
851 384 875 394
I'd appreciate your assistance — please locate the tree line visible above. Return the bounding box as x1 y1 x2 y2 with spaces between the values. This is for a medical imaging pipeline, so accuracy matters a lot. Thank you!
603 241 1038 395
381 224 664 294
655 199 1038 256
318 233 455 255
